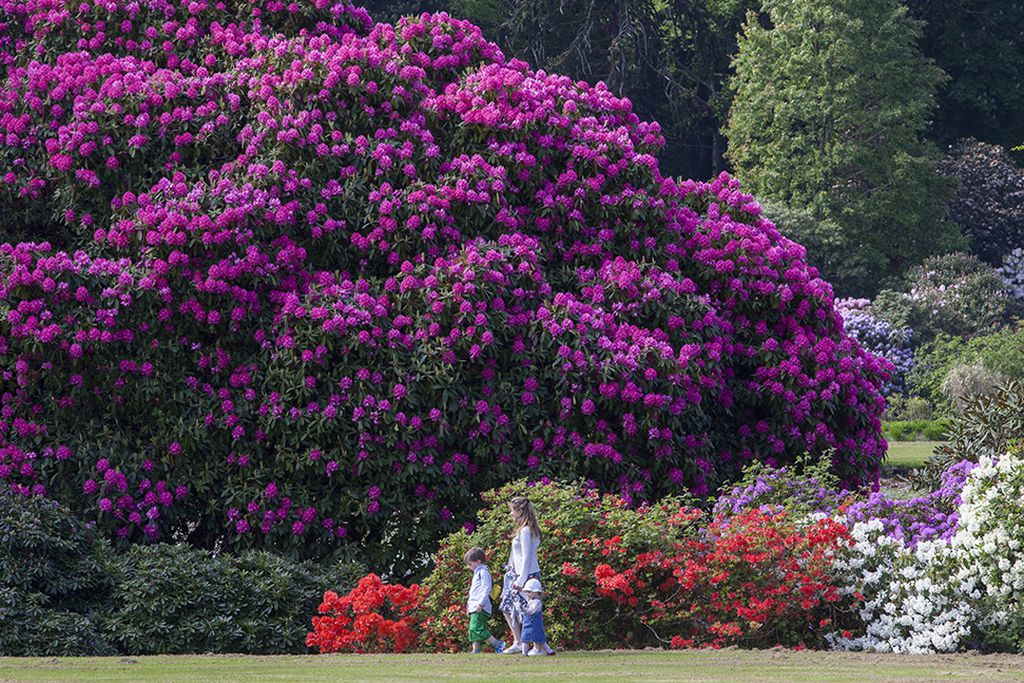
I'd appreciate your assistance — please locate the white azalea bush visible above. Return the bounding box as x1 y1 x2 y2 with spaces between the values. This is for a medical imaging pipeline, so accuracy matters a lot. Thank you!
829 519 979 653
954 451 1024 643
829 448 1024 653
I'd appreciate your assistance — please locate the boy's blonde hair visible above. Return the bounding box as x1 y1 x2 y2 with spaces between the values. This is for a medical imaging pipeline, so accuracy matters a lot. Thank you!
509 496 542 539
464 546 487 564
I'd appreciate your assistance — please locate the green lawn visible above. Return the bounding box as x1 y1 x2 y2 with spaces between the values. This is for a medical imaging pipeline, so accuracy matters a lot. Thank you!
885 441 944 468
2 651 1024 683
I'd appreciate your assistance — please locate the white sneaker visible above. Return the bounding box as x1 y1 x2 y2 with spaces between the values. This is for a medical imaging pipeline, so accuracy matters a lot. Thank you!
527 648 545 656
503 642 522 654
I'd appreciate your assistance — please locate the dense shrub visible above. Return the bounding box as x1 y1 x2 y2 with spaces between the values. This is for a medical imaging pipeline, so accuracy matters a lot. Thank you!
0 494 115 655
0 588 115 656
828 449 1024 653
101 544 362 654
420 480 702 651
910 328 1024 416
715 456 983 653
0 493 366 655
591 507 857 649
0 1 887 573
938 139 1024 265
873 253 1011 343
831 516 974 653
951 448 1024 650
971 326 1024 381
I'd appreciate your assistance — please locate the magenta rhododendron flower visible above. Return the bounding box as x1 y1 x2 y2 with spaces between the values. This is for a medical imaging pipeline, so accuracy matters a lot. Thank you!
0 1 886 572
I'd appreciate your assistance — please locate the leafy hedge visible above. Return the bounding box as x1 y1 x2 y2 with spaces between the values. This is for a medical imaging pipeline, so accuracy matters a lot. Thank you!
882 420 950 442
0 1 887 575
0 495 361 655
0 494 115 655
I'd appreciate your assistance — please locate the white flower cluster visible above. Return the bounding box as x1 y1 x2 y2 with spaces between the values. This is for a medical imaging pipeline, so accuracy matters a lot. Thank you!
830 518 979 653
955 452 1024 622
830 450 1024 653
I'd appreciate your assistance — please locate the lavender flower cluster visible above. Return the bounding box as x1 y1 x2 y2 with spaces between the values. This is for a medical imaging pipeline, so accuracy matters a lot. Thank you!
835 298 913 395
716 457 977 549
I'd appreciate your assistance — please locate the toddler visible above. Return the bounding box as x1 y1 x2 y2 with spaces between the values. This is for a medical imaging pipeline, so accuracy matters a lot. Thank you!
464 547 505 654
517 577 549 656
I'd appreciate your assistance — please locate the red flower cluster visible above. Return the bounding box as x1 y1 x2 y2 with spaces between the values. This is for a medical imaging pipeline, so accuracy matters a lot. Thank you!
306 574 422 653
584 508 858 648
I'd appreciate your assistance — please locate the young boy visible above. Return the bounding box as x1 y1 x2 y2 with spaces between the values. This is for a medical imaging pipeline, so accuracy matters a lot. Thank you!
465 547 505 654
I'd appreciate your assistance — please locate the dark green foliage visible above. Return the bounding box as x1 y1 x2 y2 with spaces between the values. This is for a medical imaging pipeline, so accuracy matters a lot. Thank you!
101 544 363 655
0 495 362 655
0 494 116 655
0 494 114 601
0 587 115 656
725 0 961 296
907 0 1024 149
762 203 873 295
938 138 1024 265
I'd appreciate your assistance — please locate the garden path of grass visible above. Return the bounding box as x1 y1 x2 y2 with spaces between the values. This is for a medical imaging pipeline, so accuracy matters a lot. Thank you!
3 650 1024 683
885 441 944 469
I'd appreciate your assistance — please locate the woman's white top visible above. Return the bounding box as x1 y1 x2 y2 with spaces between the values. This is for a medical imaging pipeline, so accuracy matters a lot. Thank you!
510 526 541 579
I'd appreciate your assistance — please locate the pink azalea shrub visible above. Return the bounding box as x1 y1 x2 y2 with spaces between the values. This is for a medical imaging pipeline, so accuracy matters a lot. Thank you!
0 1 887 573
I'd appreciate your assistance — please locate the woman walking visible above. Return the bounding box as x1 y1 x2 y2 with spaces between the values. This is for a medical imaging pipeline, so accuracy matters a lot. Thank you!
499 496 554 655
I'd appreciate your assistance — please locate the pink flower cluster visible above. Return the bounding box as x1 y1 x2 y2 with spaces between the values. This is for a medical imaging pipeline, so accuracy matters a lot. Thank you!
0 2 886 569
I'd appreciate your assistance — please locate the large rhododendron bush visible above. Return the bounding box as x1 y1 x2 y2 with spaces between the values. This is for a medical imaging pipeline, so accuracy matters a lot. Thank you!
0 1 886 573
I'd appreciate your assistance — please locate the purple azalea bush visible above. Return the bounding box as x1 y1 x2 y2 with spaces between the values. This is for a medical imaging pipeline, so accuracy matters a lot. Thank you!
0 1 886 571
843 460 976 547
717 457 977 549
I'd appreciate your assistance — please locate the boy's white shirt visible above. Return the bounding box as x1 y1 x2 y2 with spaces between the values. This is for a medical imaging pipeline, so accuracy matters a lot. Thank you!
523 597 542 616
466 564 493 614
510 526 540 579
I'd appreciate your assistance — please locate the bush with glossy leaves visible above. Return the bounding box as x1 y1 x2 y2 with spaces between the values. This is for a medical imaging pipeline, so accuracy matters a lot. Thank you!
0 1 886 574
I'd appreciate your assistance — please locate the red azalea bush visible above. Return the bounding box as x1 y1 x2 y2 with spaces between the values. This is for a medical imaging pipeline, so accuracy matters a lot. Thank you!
306 573 422 653
588 508 859 649
0 1 887 576
420 480 858 651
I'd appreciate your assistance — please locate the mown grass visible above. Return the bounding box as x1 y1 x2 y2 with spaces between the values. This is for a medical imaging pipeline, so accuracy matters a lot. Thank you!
885 441 944 468
2 651 1024 683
